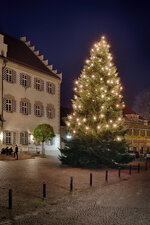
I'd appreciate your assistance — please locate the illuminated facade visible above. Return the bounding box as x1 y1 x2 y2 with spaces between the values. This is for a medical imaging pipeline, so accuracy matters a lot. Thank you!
124 106 150 154
0 33 62 155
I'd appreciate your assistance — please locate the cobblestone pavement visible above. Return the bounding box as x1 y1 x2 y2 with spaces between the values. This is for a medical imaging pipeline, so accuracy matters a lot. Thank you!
0 157 150 224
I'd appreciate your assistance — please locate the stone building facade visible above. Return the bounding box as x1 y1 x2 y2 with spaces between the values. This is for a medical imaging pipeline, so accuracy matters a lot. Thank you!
124 106 150 154
0 33 62 155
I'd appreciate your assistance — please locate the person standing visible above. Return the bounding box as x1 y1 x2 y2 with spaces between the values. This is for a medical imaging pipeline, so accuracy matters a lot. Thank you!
15 144 18 160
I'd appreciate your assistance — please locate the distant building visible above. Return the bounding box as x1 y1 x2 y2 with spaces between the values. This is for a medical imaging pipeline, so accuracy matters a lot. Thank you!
61 106 150 154
124 106 150 154
0 33 62 155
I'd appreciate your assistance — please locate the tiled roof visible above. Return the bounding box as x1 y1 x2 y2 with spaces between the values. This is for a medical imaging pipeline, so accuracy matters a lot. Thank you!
123 106 144 120
0 32 60 79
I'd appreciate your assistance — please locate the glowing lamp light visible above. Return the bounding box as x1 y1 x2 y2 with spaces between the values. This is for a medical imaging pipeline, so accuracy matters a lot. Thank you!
66 134 72 139
117 136 121 141
93 116 97 120
85 126 89 130
97 125 101 129
0 132 3 141
75 80 78 84
30 134 34 142
86 60 90 64
73 130 76 134
113 124 117 128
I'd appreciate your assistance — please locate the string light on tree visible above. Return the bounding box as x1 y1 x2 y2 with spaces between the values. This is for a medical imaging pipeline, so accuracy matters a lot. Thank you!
61 35 132 170
66 35 125 141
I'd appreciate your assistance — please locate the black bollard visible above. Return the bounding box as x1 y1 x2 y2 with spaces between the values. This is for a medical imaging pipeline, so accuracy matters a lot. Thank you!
90 173 92 186
70 176 73 192
105 169 108 182
9 189 12 209
129 165 132 175
138 163 140 173
43 182 46 200
118 167 121 178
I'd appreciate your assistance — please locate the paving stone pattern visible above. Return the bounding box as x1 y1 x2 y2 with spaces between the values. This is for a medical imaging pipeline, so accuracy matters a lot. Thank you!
0 157 150 224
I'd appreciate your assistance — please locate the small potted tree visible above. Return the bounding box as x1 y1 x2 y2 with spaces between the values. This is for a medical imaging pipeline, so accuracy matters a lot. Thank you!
33 124 55 157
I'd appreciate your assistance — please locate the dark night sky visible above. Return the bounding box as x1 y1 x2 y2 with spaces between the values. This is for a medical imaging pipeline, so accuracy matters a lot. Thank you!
0 0 150 108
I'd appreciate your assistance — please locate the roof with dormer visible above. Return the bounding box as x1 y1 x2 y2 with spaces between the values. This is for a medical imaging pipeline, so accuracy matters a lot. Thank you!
0 32 61 80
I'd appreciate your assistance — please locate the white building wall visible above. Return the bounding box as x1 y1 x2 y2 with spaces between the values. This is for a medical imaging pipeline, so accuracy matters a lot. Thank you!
0 59 61 156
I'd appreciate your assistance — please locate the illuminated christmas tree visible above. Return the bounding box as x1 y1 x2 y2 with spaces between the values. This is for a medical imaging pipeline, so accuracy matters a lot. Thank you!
67 36 125 140
59 36 133 168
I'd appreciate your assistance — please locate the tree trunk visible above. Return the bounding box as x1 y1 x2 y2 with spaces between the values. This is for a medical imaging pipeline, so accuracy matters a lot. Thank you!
41 142 45 157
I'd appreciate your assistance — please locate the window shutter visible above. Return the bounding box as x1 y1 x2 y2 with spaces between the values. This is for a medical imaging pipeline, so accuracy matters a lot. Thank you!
28 75 31 88
41 105 44 117
3 98 7 111
52 83 55 94
41 80 44 91
13 132 16 145
20 101 23 113
46 106 48 118
52 108 55 118
20 132 23 145
34 78 36 89
13 100 16 112
34 104 36 115
28 103 31 115
20 73 23 85
2 67 7 80
12 70 16 83
46 82 48 93
3 131 6 144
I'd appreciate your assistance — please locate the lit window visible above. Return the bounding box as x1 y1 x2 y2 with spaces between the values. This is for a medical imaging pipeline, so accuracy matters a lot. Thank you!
47 108 52 118
141 130 145 136
20 132 28 145
6 131 11 144
127 128 132 135
6 69 12 82
147 130 150 136
22 102 28 115
47 82 52 93
35 105 41 116
6 99 12 112
35 79 41 90
22 74 27 87
47 82 55 94
133 129 139 136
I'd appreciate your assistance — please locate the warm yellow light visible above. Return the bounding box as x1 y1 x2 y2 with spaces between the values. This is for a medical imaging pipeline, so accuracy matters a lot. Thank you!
75 80 78 84
85 126 89 130
106 124 109 128
67 122 70 127
113 124 117 128
109 120 113 123
97 125 100 129
93 116 97 120
68 115 72 120
92 74 95 78
100 114 104 118
86 59 89 64
118 117 121 121
30 134 34 142
73 130 76 134
101 95 104 98
83 118 86 122
117 136 121 141
116 104 119 108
